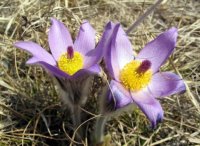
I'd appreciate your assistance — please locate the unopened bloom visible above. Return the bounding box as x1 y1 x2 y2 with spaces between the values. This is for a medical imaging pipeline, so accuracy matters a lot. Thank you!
104 23 186 128
14 18 101 78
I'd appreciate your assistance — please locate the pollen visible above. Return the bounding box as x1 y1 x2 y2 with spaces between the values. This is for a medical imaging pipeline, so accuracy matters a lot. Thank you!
120 60 152 91
58 52 84 75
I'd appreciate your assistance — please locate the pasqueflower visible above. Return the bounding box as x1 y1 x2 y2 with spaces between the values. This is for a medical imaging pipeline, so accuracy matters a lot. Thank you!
105 23 186 128
14 18 101 78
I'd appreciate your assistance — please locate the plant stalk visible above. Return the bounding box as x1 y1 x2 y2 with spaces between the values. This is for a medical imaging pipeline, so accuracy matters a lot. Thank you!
94 115 108 145
72 104 83 140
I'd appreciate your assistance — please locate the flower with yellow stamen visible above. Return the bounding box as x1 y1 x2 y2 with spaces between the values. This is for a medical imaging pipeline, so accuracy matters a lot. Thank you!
14 18 102 78
104 22 186 128
120 60 152 91
58 46 84 75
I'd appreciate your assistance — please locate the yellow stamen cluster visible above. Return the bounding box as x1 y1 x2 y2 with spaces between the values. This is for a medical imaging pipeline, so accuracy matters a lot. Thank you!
58 52 83 75
120 61 152 91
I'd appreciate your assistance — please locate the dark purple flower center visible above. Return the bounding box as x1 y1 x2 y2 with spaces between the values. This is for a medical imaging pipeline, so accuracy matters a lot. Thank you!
137 60 151 73
66 46 74 59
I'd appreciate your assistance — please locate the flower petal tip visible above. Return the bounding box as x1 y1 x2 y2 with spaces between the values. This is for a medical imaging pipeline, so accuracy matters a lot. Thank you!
82 19 89 24
150 111 164 129
156 113 163 128
166 27 178 40
26 57 38 64
106 21 116 29
48 17 73 60
80 20 94 33
169 27 178 33
106 22 113 29
149 72 186 98
14 41 27 48
13 41 20 47
50 17 59 24
178 80 186 94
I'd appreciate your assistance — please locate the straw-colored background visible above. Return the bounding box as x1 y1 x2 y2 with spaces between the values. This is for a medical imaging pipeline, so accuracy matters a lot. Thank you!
0 0 199 145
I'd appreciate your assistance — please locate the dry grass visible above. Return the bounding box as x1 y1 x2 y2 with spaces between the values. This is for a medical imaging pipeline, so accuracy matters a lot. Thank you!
0 0 200 145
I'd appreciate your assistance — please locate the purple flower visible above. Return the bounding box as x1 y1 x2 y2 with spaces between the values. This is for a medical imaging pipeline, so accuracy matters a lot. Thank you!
104 23 186 128
14 18 102 78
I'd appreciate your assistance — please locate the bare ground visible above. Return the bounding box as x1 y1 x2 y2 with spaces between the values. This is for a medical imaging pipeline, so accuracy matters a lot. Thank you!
0 0 200 145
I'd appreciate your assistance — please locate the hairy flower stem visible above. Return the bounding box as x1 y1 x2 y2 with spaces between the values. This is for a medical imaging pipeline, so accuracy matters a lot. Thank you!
94 115 108 145
72 105 83 140
53 77 84 140
92 75 110 145
53 76 93 141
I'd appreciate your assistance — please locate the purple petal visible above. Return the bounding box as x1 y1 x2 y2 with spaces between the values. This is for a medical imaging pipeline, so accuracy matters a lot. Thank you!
82 21 118 69
108 80 133 109
74 20 95 57
41 63 101 79
85 64 101 74
148 72 186 98
39 62 70 78
14 41 56 66
26 57 39 64
136 27 178 73
24 60 69 78
72 64 101 78
108 24 134 80
27 60 100 79
131 91 164 128
98 22 116 56
112 24 134 69
48 18 73 61
74 21 99 68
99 22 117 69
131 88 155 104
102 22 119 81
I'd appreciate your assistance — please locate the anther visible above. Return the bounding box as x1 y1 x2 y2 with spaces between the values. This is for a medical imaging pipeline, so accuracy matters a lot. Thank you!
66 46 74 59
137 60 151 73
120 60 152 91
